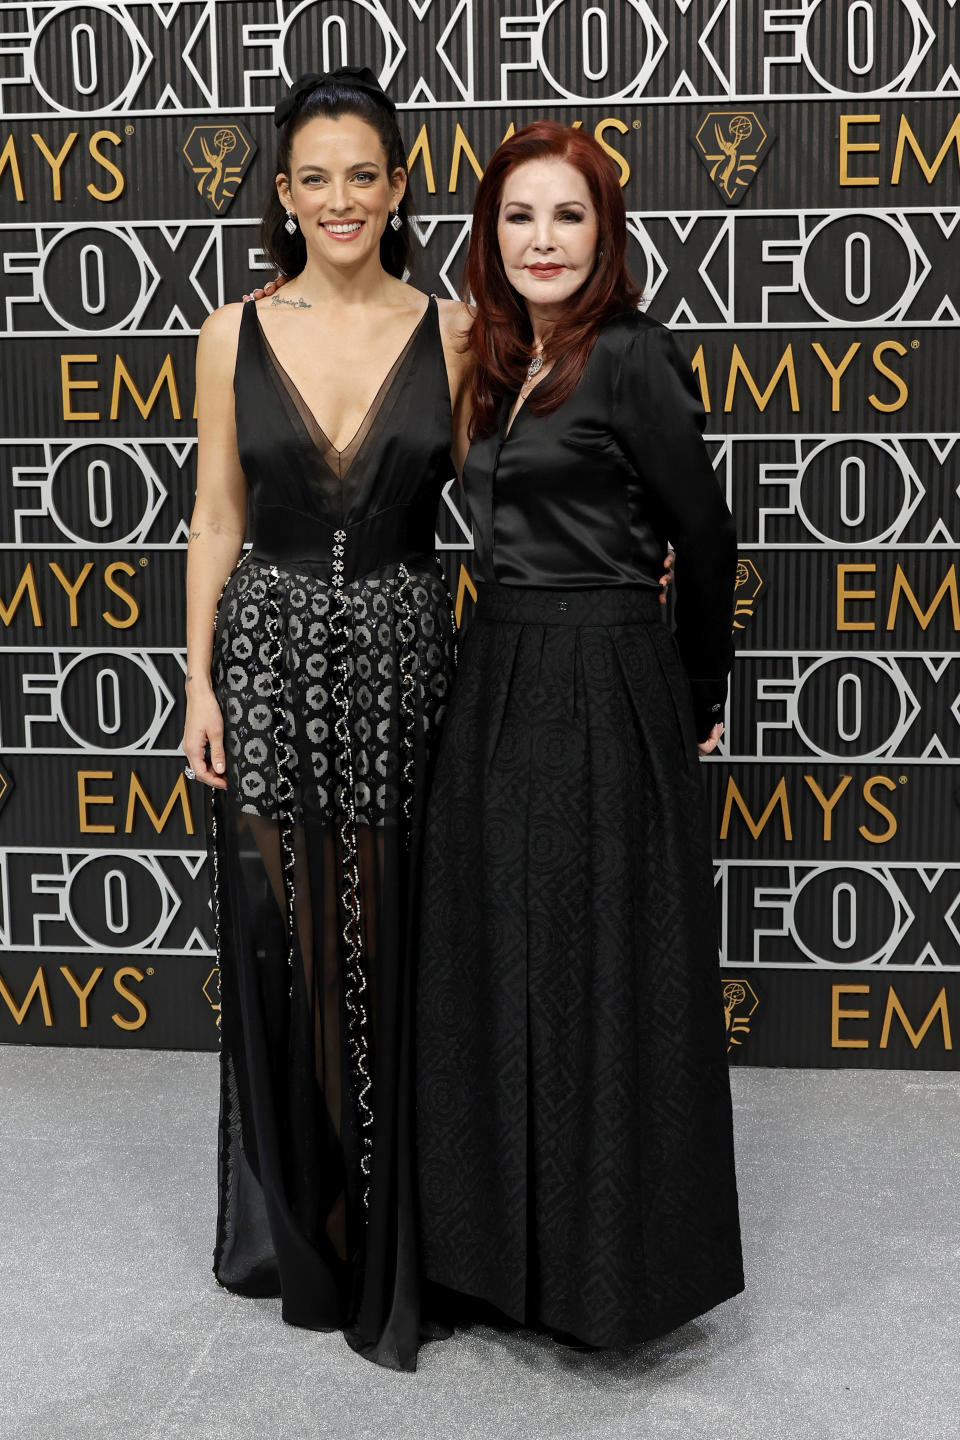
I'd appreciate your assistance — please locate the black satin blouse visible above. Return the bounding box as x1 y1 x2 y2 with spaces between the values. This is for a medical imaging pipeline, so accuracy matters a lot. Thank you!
461 309 737 734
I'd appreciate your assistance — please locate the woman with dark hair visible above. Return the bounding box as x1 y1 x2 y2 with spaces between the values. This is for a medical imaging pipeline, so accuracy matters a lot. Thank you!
416 121 744 1348
181 68 471 1370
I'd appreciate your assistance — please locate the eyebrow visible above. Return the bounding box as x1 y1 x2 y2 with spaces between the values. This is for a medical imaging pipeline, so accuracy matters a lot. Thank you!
502 199 587 210
296 160 381 174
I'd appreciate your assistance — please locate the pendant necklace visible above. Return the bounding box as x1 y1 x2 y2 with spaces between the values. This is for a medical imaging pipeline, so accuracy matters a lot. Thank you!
524 344 544 389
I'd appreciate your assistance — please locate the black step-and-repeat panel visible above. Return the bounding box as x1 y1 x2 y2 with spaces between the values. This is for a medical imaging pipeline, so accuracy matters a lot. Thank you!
1 2 958 1066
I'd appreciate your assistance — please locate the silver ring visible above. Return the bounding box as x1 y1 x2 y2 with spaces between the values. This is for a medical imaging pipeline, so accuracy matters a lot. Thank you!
184 766 196 780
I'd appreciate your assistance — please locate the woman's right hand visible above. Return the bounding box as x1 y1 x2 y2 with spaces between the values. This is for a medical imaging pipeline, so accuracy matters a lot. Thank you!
242 273 289 302
182 685 228 789
697 722 724 757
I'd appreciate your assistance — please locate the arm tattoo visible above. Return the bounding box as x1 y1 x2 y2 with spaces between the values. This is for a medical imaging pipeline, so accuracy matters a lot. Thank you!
188 530 201 543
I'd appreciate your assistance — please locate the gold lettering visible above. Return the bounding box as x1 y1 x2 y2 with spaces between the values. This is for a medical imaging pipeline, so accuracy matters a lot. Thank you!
594 117 630 187
839 114 880 186
454 563 477 629
31 131 78 202
723 344 799 413
832 984 870 1048
49 561 94 626
112 967 147 1030
87 129 124 201
811 341 860 412
891 113 960 186
859 775 897 844
78 770 115 834
836 563 876 632
869 340 909 413
61 353 100 421
885 564 960 632
802 774 853 842
719 776 793 842
0 967 53 1027
690 344 710 412
0 134 25 201
406 123 436 194
125 771 195 836
880 987 952 1050
448 124 484 192
60 966 103 1028
103 561 139 628
109 353 181 421
0 564 43 627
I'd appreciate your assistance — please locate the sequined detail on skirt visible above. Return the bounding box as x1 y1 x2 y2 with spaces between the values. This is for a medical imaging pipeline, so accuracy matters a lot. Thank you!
211 554 455 1364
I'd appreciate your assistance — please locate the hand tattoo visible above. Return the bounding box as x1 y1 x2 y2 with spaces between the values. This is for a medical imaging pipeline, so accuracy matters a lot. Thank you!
270 294 312 309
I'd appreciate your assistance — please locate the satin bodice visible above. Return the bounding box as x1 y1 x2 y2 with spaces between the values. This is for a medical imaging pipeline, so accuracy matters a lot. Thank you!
461 309 737 713
234 295 451 581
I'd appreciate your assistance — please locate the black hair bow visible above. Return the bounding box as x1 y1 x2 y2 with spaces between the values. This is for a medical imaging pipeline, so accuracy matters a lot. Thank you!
273 67 396 128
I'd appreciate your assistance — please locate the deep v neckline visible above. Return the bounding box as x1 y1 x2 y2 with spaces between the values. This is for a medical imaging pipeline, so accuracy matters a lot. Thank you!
503 366 551 440
253 297 433 475
503 393 526 441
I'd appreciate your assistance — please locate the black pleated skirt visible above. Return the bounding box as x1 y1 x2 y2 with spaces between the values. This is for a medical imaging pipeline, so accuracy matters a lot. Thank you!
416 582 744 1348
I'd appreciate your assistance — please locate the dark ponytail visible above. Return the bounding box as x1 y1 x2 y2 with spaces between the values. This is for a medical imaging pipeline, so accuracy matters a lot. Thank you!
262 75 414 279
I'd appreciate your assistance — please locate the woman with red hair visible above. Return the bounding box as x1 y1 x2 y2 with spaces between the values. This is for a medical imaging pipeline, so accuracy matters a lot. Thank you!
416 121 744 1348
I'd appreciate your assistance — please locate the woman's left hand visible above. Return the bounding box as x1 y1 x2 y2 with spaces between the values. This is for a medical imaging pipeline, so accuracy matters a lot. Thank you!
698 723 724 756
242 274 289 302
659 549 675 604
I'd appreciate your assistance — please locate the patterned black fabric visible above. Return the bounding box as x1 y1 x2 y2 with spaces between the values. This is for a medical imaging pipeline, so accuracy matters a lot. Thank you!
416 583 744 1347
211 296 455 1371
216 560 451 823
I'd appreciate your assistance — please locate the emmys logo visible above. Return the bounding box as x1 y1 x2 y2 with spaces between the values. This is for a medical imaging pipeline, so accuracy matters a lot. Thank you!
733 557 764 634
692 111 775 205
0 759 12 819
203 966 221 1030
180 123 256 214
723 979 759 1053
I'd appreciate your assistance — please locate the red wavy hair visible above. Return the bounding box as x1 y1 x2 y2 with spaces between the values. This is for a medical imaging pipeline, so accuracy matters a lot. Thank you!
465 120 642 438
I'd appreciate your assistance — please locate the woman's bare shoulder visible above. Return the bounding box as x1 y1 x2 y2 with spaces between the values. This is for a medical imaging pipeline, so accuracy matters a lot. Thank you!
196 303 244 377
436 297 474 341
199 301 245 342
436 299 475 388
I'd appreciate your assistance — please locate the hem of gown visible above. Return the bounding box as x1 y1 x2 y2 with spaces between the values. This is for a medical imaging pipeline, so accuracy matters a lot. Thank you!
423 1270 746 1351
213 1268 281 1301
214 1268 435 1374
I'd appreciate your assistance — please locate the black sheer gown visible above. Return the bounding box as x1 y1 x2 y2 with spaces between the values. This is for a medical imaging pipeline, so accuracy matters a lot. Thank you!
417 310 744 1347
210 295 456 1370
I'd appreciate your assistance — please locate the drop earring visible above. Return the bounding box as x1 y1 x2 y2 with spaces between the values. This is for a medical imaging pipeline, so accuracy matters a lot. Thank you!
284 210 298 235
390 206 403 232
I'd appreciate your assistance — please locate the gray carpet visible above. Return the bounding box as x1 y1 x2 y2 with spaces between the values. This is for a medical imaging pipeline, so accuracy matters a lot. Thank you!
0 1049 956 1440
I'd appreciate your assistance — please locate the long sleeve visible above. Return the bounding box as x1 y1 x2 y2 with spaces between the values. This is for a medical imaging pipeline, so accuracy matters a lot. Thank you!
612 319 737 740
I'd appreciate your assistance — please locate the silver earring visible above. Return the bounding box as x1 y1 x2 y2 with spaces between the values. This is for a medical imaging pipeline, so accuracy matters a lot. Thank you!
390 207 403 232
284 210 298 235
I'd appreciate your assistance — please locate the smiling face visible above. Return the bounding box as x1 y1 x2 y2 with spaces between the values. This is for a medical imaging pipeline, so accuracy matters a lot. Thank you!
276 112 405 268
496 156 600 317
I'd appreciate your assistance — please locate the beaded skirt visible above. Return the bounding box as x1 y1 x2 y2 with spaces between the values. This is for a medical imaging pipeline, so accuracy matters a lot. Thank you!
210 548 455 1371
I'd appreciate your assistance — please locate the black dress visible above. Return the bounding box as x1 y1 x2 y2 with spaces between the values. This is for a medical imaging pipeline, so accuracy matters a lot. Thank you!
210 296 456 1370
416 310 744 1347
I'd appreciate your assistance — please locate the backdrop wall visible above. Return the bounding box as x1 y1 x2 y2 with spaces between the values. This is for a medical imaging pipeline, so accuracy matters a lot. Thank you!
1 0 958 1065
